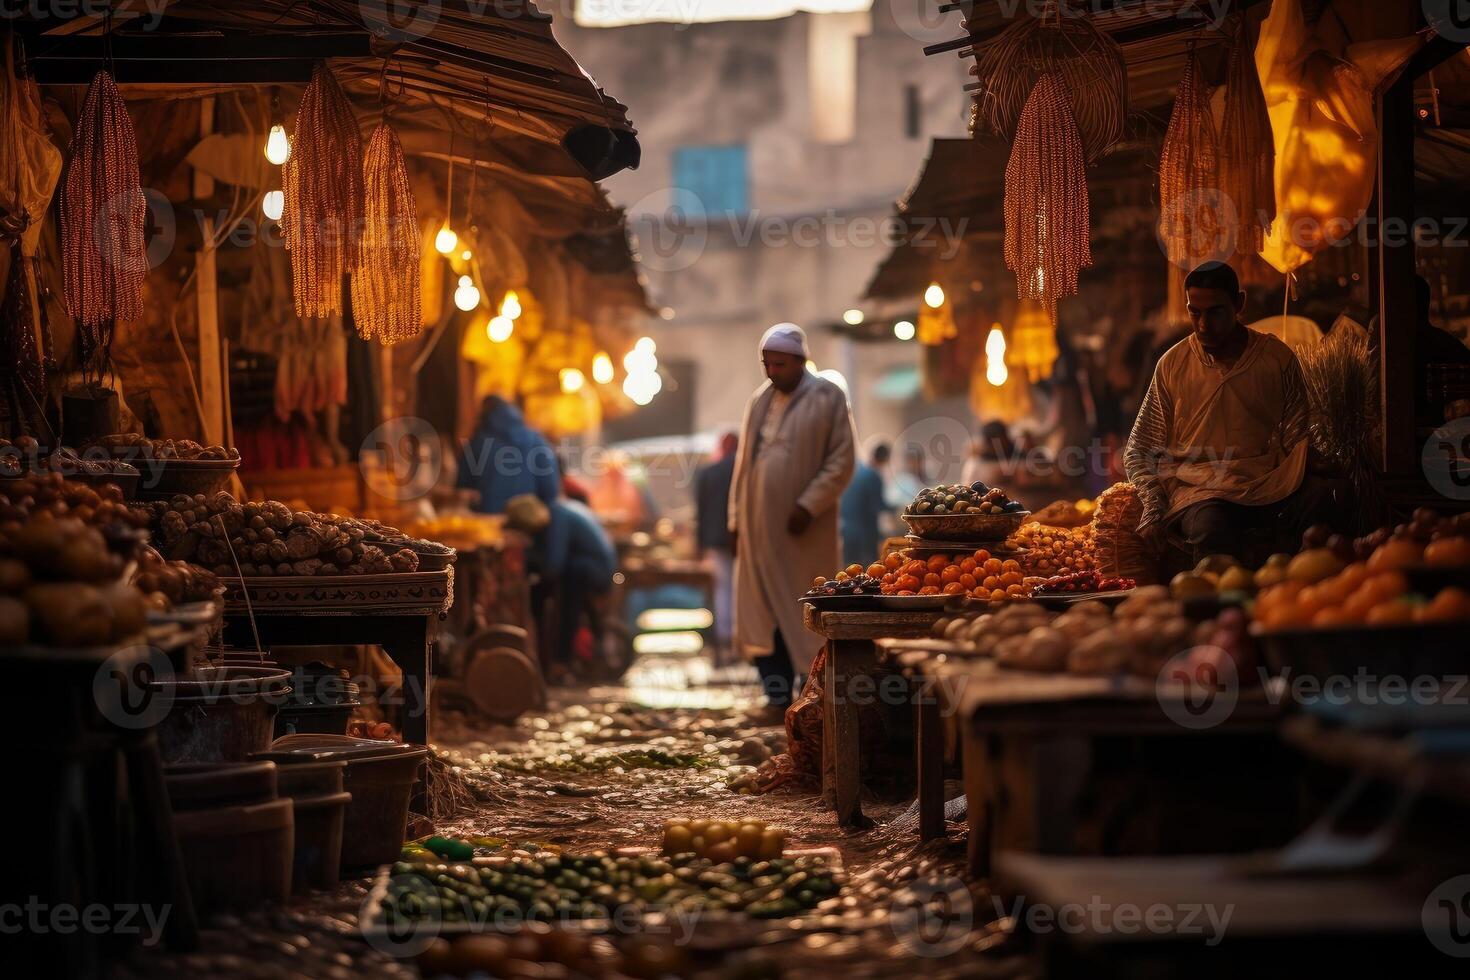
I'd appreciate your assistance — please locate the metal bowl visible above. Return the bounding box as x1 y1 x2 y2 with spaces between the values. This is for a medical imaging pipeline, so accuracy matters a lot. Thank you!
902 510 1031 542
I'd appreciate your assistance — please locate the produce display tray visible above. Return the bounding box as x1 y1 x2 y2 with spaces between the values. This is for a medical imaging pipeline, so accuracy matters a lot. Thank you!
1030 588 1135 610
359 847 845 952
901 510 1030 542
1252 620 1470 684
221 568 453 615
801 594 953 612
901 536 1028 557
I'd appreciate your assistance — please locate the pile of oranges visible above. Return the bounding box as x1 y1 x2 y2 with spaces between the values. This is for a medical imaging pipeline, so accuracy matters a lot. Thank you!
856 551 1030 601
1254 537 1470 629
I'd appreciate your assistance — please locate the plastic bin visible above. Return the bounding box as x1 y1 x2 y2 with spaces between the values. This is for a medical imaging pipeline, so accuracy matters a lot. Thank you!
287 791 352 892
172 797 294 912
254 734 426 871
165 761 278 811
151 666 291 763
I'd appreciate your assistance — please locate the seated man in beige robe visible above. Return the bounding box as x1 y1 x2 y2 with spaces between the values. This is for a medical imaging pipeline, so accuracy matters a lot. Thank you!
1124 262 1314 565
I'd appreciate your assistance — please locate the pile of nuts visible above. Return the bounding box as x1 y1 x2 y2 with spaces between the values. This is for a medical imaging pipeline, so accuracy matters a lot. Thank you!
1013 522 1095 578
137 493 420 577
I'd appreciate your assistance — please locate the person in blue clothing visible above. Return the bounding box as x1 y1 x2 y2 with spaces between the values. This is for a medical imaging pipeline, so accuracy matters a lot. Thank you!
457 395 560 513
840 442 890 568
505 493 617 673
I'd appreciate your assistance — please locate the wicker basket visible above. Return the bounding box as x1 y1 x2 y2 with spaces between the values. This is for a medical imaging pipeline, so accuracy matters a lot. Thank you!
902 511 1030 542
132 458 241 499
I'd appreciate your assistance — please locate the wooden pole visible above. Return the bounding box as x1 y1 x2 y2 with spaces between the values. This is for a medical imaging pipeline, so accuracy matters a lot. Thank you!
1375 74 1416 476
195 97 224 445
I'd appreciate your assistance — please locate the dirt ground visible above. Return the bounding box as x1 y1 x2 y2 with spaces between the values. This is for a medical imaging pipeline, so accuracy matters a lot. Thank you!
119 660 1035 979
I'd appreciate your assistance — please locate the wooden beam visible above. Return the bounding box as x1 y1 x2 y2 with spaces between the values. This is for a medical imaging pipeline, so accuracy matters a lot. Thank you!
29 59 318 84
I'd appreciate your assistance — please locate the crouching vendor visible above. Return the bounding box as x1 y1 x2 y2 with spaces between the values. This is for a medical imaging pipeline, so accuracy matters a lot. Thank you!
1124 261 1323 567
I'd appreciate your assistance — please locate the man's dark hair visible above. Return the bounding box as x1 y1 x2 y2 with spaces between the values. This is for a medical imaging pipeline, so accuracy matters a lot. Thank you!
871 443 891 465
1184 261 1241 296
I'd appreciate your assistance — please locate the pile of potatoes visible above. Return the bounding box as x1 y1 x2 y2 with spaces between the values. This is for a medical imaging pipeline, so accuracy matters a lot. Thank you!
929 587 1218 678
0 513 149 648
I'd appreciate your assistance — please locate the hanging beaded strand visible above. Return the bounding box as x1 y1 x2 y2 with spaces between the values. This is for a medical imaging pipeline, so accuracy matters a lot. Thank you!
59 70 146 335
1003 73 1092 324
282 63 364 319
351 122 421 344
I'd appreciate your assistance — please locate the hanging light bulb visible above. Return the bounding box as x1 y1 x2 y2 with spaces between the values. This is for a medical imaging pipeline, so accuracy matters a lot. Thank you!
635 336 656 354
264 124 290 166
924 282 945 308
893 320 915 341
842 309 864 326
435 224 458 255
592 352 614 385
500 290 522 320
261 190 284 221
623 346 657 375
454 274 481 312
560 368 586 394
623 370 662 406
460 248 472 261
487 315 514 343
985 324 1009 387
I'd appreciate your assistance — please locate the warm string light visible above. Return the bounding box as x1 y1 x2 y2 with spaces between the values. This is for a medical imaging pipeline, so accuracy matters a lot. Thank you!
264 124 290 165
261 190 284 221
592 352 615 384
842 308 864 325
282 64 364 319
500 290 522 320
623 337 661 405
1003 73 1091 324
351 122 422 344
985 324 1009 387
560 368 586 394
454 274 481 312
923 283 945 308
60 70 146 332
487 316 514 342
434 224 458 255
893 320 915 341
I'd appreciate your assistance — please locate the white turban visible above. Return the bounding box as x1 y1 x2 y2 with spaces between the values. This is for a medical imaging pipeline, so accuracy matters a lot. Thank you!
760 322 808 357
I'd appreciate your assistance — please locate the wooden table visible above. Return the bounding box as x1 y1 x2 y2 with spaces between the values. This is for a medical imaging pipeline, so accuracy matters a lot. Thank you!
875 638 984 840
220 569 454 750
957 670 1289 876
801 605 947 827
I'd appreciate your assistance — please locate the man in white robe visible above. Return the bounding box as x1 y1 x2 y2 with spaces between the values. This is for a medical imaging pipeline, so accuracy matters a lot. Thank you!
729 325 856 707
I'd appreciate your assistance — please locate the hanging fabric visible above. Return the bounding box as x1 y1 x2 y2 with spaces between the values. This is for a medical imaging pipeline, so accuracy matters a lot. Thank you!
282 63 364 318
351 121 420 344
1003 73 1091 324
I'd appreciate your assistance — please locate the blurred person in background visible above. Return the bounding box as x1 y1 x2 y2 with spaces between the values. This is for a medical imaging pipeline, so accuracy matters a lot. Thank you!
695 431 739 662
840 442 889 567
962 421 1016 490
557 450 593 506
506 493 618 681
888 444 928 510
458 395 560 513
730 325 855 712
